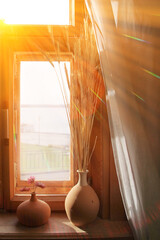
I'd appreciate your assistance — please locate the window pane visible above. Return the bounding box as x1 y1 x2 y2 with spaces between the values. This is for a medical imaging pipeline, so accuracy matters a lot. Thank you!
20 61 70 181
0 0 70 25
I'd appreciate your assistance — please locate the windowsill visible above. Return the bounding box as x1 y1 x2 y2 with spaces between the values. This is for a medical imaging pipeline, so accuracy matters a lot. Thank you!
0 211 134 239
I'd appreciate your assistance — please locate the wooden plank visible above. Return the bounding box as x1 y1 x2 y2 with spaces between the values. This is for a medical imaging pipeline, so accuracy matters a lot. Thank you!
110 144 126 221
0 212 134 239
90 86 110 219
0 22 3 209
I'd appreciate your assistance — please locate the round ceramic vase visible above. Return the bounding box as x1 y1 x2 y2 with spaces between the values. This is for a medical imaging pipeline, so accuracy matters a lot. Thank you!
16 192 51 227
65 170 100 227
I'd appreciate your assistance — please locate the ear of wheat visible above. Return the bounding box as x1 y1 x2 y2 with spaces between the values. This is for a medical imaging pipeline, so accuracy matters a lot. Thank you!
35 19 101 172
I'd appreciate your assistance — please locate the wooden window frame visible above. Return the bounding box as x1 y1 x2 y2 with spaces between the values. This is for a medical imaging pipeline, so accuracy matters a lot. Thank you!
13 52 74 195
4 52 77 211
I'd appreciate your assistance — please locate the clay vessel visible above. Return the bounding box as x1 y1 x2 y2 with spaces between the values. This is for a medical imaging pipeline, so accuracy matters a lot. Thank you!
16 192 51 227
65 170 99 227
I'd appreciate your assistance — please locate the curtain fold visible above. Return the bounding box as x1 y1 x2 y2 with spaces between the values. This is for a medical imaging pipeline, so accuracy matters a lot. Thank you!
85 0 160 239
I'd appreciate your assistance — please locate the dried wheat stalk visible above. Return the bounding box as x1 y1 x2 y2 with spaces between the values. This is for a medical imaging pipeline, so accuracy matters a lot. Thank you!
68 19 101 171
40 19 101 171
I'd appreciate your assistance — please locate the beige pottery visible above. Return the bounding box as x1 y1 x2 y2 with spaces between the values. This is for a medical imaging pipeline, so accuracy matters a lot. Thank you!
16 192 51 227
65 170 100 227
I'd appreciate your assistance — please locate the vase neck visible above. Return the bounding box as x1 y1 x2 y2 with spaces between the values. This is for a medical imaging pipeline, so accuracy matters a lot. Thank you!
77 170 88 186
30 192 37 202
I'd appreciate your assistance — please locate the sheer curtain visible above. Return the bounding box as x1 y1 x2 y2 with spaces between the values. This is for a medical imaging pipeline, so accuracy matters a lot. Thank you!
85 0 160 239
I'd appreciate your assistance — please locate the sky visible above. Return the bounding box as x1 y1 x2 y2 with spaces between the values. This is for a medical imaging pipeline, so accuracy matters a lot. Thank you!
20 61 70 105
20 61 70 135
0 0 69 25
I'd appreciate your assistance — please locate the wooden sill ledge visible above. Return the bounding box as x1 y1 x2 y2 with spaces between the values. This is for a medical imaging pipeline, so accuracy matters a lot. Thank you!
0 212 134 239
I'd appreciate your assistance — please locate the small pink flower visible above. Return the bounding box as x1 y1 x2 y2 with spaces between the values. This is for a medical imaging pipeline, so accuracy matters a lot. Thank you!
20 187 30 192
35 182 45 188
27 176 35 184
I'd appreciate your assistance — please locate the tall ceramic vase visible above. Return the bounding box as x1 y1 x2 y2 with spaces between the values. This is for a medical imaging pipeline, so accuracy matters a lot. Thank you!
16 192 51 227
65 170 100 227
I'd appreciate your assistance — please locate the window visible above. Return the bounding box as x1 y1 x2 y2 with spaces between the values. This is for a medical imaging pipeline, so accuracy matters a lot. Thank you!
0 0 74 26
19 60 70 181
13 53 74 196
